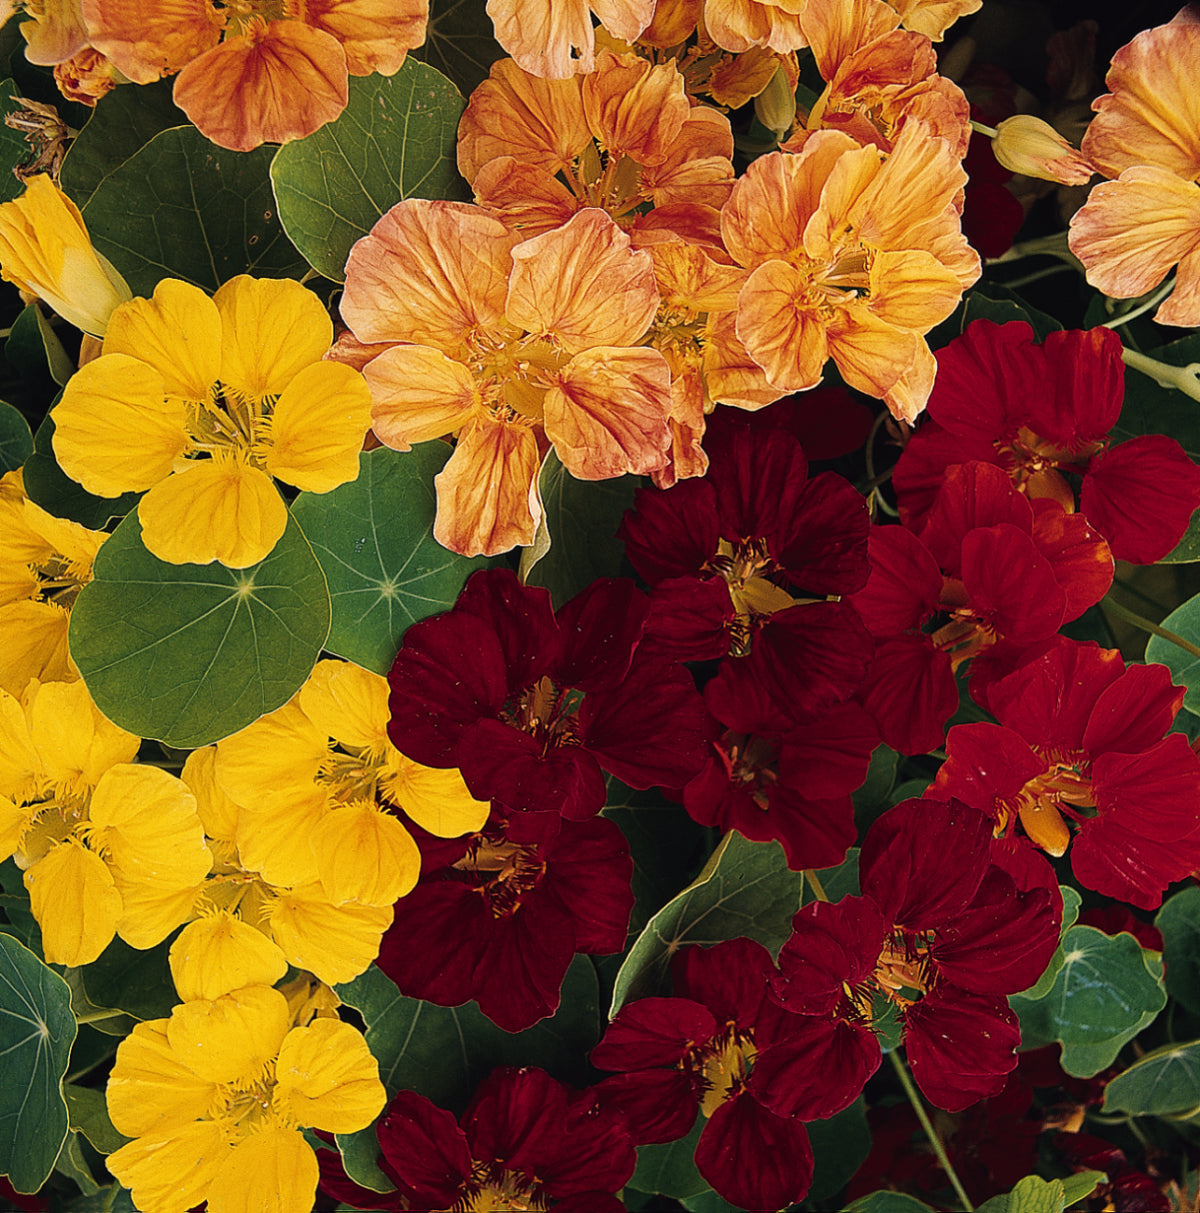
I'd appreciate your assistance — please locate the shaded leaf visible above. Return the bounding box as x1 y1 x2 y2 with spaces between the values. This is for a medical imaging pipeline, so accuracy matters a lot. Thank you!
271 61 468 282
77 935 177 1026
6 302 72 387
806 1097 872 1203
1162 508 1200 563
1146 593 1200 717
1104 1039 1200 1117
413 0 504 97
1014 885 1083 1002
0 398 31 473
974 1175 1071 1213
0 932 76 1193
1157 886 1200 1015
291 445 490 674
610 834 859 1016
1113 335 1200 463
853 743 899 833
630 1112 708 1201
847 1193 938 1212
54 1133 99 1197
64 1087 128 1157
81 126 308 297
69 510 330 748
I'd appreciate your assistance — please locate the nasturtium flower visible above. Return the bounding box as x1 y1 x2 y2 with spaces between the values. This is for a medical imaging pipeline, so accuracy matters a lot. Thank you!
106 981 385 1213
0 172 131 336
51 275 372 568
486 0 653 77
0 469 106 696
0 678 211 965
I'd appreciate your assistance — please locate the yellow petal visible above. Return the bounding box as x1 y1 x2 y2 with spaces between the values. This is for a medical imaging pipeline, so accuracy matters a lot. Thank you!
297 659 389 750
205 1128 318 1213
28 678 139 792
265 361 372 492
312 801 420 905
52 353 188 496
234 793 328 889
137 458 287 568
214 276 333 400
0 686 38 799
167 984 290 1086
182 747 240 843
383 756 490 837
273 1018 385 1133
107 1121 228 1213
0 600 73 697
169 912 288 1003
113 874 203 951
25 840 122 965
268 887 392 986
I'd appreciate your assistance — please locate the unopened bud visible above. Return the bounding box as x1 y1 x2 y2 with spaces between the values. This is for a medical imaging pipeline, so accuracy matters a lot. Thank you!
754 65 797 141
992 115 1094 185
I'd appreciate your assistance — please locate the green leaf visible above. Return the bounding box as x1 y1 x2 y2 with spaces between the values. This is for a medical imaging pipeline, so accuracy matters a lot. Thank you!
414 0 504 97
290 445 489 674
0 399 32 472
1060 1171 1106 1208
61 1182 136 1212
1009 925 1166 1077
846 1192 938 1213
1014 885 1083 1002
1157 886 1200 1014
609 834 859 1016
6 302 72 387
78 935 177 1026
1104 1038 1200 1117
80 126 308 297
853 743 899 832
1146 593 1200 717
22 411 140 529
69 510 330 747
55 1132 99 1197
335 956 603 1186
0 931 76 1192
0 80 36 204
1161 508 1200 563
974 1175 1070 1213
630 1112 709 1201
806 1097 872 1202
0 858 38 952
64 1086 130 1156
963 288 1064 341
59 78 186 209
1112 342 1200 463
680 1191 740 1213
271 60 468 282
521 450 641 608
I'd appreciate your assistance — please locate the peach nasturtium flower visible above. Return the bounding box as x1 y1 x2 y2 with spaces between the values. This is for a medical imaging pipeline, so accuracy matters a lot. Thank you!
486 0 654 77
704 0 809 55
721 121 979 422
82 0 429 150
341 201 672 557
51 275 373 568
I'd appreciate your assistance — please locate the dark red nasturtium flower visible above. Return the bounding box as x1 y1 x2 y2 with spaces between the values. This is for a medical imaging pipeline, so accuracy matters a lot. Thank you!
386 568 709 819
591 938 815 1213
931 636 1200 909
894 319 1200 563
321 1067 635 1212
753 797 1062 1118
618 423 873 734
376 805 633 1031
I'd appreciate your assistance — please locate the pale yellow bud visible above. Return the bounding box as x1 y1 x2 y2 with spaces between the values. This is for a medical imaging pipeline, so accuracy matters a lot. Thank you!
992 116 1094 186
754 64 797 141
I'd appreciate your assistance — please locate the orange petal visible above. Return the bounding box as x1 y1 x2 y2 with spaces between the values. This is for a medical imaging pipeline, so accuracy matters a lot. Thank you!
702 310 785 410
545 346 671 479
485 0 597 77
735 260 829 391
84 0 221 85
433 415 542 557
581 51 689 166
173 21 348 152
801 0 897 82
303 0 427 76
366 344 480 450
472 157 580 237
825 305 922 403
706 0 807 54
888 0 981 41
639 106 736 209
867 248 965 332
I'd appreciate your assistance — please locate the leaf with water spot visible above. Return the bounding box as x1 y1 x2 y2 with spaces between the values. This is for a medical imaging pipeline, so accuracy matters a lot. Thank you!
0 932 76 1193
68 510 330 747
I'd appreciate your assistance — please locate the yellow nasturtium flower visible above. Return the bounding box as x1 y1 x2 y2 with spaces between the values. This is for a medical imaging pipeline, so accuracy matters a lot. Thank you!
0 172 131 336
50 275 373 567
106 980 385 1213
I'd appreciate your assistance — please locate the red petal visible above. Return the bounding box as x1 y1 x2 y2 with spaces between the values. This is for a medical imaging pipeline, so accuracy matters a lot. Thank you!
894 417 999 533
850 526 943 637
857 633 957 755
553 578 649 692
1084 661 1185 756
932 723 1046 822
961 523 1066 643
1038 326 1126 446
1030 501 1114 620
591 997 717 1072
618 478 721 585
376 1091 472 1207
920 461 1032 577
671 938 775 1025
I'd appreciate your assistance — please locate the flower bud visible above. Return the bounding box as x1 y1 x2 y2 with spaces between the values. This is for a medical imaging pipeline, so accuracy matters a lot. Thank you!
992 115 1094 185
754 64 797 141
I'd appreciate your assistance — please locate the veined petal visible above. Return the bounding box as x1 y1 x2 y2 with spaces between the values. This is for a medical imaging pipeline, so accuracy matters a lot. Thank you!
215 275 334 400
298 659 390 748
303 0 427 76
311 801 420 905
103 278 222 399
735 260 829 390
366 344 480 451
825 306 922 401
83 0 221 85
173 22 348 152
107 1122 228 1213
25 840 122 965
206 1129 318 1213
28 677 140 790
52 354 189 496
273 1018 385 1132
432 414 542 557
581 51 689 166
506 210 660 353
137 458 288 568
383 756 490 837
0 600 73 698
169 912 288 1003
545 346 672 479
265 361 372 491
867 248 965 331
268 886 393 985
182 747 239 843
89 763 212 887
486 0 597 77
167 984 290 1086
106 1019 219 1139
706 0 807 54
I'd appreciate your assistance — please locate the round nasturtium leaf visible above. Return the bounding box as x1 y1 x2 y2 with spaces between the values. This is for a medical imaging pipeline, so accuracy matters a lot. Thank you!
69 510 330 747
290 445 490 674
0 401 32 474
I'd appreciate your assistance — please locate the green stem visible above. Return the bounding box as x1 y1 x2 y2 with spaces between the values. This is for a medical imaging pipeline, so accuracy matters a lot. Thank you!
889 1050 974 1212
970 119 998 138
1102 278 1176 328
805 869 828 902
1103 596 1200 661
1122 347 1200 404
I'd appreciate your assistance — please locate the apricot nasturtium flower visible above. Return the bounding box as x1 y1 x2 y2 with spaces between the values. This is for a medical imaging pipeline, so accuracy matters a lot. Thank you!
82 0 428 151
0 172 131 336
486 0 653 77
704 0 809 55
341 202 672 556
0 678 211 965
106 981 385 1213
721 121 979 422
0 468 106 696
51 275 373 568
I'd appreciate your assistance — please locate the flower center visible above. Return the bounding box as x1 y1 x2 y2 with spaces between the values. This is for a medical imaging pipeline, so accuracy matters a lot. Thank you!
453 836 547 920
998 754 1094 856
464 1166 545 1212
695 1028 758 1117
501 676 585 752
715 731 780 810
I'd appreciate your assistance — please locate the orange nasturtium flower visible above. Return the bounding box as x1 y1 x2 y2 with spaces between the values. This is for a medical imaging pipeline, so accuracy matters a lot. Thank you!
704 0 809 55
81 0 428 151
0 678 212 965
106 978 385 1213
0 469 106 696
50 275 373 568
341 202 672 557
486 0 654 77
720 121 979 423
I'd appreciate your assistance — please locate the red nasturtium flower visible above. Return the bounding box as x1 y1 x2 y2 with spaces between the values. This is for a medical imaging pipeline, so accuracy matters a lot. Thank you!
753 797 1061 1120
592 938 815 1212
376 804 633 1031
386 569 709 820
619 420 873 734
931 637 1200 909
894 320 1200 563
